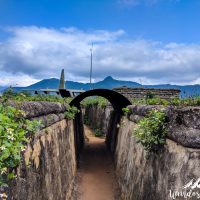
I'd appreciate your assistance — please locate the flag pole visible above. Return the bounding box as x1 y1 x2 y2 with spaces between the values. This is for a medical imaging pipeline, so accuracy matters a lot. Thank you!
90 43 93 90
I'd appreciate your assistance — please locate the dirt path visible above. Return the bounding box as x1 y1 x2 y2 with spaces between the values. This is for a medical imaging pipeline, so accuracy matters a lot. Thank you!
77 125 115 200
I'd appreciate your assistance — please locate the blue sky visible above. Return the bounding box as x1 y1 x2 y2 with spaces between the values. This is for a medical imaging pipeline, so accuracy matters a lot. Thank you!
1 0 200 43
0 0 200 86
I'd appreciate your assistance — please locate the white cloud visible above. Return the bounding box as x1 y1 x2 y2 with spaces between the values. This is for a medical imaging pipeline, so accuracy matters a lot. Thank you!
0 72 39 87
0 26 200 86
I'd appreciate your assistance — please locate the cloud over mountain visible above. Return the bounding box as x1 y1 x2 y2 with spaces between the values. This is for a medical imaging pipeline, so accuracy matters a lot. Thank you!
0 26 200 86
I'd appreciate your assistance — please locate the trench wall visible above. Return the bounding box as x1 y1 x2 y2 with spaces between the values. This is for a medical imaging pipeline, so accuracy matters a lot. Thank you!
1 101 77 200
84 104 120 153
84 104 200 200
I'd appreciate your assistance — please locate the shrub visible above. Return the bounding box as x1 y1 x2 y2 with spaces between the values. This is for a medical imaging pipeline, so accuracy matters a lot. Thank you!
64 106 79 120
94 129 103 137
131 98 146 105
98 97 108 108
170 98 181 106
133 109 168 153
122 107 131 116
0 104 43 186
2 88 17 100
146 92 155 99
83 116 90 125
81 97 108 108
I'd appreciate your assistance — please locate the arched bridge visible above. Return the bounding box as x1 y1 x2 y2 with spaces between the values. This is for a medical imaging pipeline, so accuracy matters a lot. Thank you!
69 88 131 114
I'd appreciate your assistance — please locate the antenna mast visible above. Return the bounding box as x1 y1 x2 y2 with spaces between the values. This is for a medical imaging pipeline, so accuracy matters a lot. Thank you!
89 43 93 90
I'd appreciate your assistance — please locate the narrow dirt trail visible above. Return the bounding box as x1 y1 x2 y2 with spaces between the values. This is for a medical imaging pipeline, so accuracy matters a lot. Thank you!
77 125 115 200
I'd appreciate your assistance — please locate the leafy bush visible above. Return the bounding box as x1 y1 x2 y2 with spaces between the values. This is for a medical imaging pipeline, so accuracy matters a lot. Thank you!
0 104 43 186
81 97 98 106
147 97 169 106
170 98 181 106
82 97 108 108
0 89 76 186
122 107 131 116
94 129 103 137
2 88 18 100
131 98 146 105
83 115 90 125
159 99 170 106
146 92 155 99
98 97 108 108
64 106 79 120
133 109 168 153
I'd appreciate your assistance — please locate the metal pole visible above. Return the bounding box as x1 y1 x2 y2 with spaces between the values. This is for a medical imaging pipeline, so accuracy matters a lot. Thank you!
90 44 93 90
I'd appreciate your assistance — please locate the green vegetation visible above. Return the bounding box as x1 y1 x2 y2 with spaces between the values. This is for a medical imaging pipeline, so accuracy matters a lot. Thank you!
83 115 90 125
0 103 43 186
146 91 156 99
94 129 104 137
133 109 168 153
122 107 131 116
2 88 72 104
0 89 77 187
64 106 79 120
131 96 200 106
81 97 108 108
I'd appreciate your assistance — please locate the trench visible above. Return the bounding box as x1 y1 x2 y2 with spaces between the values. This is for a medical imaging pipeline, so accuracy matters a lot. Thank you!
6 99 200 200
77 125 116 200
72 105 121 200
69 90 132 199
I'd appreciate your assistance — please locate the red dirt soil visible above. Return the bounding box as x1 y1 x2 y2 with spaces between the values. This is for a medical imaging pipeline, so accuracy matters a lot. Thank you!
77 125 115 200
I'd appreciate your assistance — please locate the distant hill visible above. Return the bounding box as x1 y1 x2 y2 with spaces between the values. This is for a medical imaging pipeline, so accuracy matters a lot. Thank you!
92 76 141 89
2 76 200 97
0 86 7 94
13 76 140 91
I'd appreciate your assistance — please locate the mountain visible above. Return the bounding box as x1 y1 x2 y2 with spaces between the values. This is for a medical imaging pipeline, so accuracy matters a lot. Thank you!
0 86 7 94
92 76 141 89
6 76 200 97
13 76 140 91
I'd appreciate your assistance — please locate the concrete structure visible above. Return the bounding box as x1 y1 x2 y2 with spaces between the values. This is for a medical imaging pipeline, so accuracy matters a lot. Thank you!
84 104 200 200
70 88 131 114
113 86 181 100
2 102 76 200
23 69 85 98
3 96 200 200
